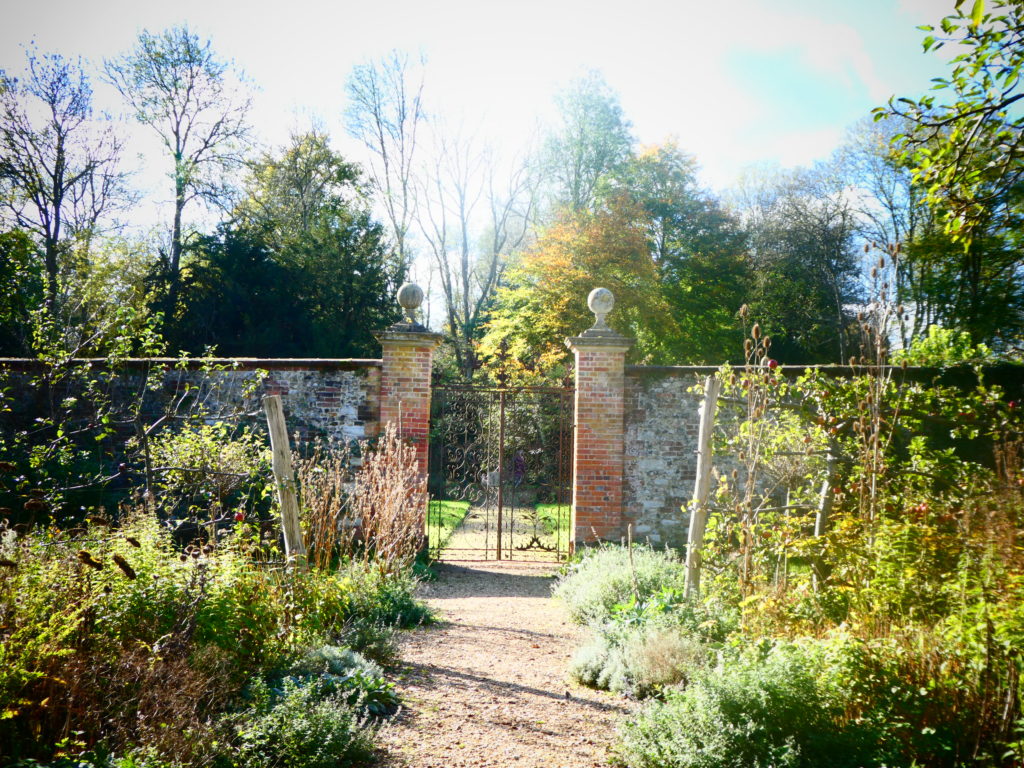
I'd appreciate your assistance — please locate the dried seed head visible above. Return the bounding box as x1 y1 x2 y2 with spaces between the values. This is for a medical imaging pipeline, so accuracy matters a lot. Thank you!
849 356 857 366
739 304 749 319
901 359 908 370
731 469 738 480
870 266 878 279
763 337 772 350
751 323 761 340
112 554 137 580
77 550 103 570
744 339 753 355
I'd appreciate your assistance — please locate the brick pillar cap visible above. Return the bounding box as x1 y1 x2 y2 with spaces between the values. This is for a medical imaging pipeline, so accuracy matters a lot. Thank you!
565 330 634 352
374 328 444 347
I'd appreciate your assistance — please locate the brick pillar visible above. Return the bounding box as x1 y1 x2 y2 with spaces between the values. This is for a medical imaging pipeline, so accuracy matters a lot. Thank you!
566 288 633 545
373 283 442 478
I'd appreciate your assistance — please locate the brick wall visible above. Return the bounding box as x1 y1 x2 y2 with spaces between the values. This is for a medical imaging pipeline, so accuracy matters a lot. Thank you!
568 338 632 543
377 331 442 477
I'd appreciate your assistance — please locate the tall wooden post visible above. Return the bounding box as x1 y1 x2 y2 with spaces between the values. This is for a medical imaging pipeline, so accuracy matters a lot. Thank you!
263 394 308 570
685 375 721 597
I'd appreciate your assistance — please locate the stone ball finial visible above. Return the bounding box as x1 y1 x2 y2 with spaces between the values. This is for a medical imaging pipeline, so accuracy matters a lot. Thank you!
588 287 615 330
397 282 424 324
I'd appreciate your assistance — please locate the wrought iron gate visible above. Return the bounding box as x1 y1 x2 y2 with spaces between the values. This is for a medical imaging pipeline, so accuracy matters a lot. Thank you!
427 384 573 561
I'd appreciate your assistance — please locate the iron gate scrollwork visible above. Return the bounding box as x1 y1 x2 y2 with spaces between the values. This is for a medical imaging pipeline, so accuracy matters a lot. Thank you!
427 384 574 561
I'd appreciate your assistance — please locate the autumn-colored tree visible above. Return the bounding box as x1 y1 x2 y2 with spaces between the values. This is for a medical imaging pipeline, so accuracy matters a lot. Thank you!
480 195 674 378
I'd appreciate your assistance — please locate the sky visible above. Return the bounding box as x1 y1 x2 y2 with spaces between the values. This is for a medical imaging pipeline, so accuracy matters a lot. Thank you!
0 0 951 209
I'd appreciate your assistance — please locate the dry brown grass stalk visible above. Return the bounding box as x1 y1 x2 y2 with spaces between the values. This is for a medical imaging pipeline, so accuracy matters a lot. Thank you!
352 422 427 573
296 440 358 569
296 423 426 572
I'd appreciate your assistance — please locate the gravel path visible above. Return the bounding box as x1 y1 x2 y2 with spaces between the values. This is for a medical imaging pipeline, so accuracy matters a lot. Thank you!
378 561 633 768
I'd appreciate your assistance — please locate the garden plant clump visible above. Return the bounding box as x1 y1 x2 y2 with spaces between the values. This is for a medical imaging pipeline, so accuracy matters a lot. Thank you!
555 258 1024 767
0 386 431 766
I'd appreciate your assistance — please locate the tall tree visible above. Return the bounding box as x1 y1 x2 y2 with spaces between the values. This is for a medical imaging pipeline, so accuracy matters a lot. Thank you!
417 124 537 377
544 70 634 214
238 129 361 248
169 134 403 357
345 50 425 271
106 26 251 315
605 141 751 362
737 165 862 363
482 194 673 373
0 49 127 307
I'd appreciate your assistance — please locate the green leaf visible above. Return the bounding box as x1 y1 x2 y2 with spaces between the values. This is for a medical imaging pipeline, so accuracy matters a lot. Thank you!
970 0 984 27
923 35 936 51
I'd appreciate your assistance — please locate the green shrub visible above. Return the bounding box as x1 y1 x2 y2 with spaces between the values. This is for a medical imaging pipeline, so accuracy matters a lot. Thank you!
145 421 271 517
570 623 709 698
553 545 686 625
0 513 426 764
282 645 399 718
615 643 879 768
232 678 375 768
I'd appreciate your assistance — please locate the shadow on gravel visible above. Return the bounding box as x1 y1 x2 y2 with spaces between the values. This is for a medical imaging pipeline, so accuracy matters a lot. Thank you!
400 660 631 715
425 563 558 599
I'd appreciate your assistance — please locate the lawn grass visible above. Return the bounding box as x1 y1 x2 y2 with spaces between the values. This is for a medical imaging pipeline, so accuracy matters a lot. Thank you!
536 503 571 538
427 499 471 554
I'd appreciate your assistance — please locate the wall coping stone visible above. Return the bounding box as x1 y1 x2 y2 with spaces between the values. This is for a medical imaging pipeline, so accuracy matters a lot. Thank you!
0 358 383 372
626 363 1024 392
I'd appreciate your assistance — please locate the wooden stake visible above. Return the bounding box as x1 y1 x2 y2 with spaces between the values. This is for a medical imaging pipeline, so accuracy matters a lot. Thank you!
263 395 308 571
685 375 721 598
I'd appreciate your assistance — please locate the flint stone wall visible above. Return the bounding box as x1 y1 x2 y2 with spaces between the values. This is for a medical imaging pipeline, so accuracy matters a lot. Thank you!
621 362 1024 549
623 366 711 548
0 358 382 446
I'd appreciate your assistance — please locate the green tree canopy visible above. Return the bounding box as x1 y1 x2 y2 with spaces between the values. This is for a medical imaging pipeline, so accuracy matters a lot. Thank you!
737 166 862 364
604 141 751 363
165 134 402 357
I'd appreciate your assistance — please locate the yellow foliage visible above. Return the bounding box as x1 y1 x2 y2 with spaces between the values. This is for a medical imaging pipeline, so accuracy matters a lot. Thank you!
480 195 677 377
